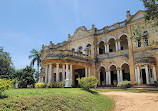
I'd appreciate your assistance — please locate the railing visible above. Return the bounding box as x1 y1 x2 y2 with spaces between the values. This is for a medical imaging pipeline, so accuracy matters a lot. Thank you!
43 49 90 62
97 21 126 34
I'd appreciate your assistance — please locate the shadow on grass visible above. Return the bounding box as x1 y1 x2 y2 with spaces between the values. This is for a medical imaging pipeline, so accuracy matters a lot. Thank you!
81 88 99 95
0 94 8 99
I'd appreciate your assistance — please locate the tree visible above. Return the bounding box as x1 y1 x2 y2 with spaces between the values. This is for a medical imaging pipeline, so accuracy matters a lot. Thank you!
0 47 15 79
15 66 35 88
29 49 41 82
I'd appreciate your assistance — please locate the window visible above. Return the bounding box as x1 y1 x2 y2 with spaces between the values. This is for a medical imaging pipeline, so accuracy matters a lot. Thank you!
137 39 141 47
71 48 75 52
78 46 82 53
144 37 149 46
86 44 91 55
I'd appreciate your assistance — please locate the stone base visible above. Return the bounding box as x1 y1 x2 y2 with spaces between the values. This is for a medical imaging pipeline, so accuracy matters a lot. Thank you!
65 79 72 87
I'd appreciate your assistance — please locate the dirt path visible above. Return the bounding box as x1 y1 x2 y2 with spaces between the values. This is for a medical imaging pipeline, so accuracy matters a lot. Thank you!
101 91 158 111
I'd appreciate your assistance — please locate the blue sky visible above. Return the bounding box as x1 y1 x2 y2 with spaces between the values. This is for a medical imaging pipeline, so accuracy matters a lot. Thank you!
0 0 144 70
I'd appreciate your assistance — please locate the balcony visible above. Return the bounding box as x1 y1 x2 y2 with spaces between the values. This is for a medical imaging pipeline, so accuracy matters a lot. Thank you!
43 49 91 64
98 50 129 60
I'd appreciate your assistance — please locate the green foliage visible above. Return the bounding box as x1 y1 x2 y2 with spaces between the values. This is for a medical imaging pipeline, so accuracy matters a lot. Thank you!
29 49 41 82
77 76 97 90
0 47 15 79
35 82 45 88
15 66 35 88
46 82 65 88
113 80 117 85
0 79 12 95
0 88 114 111
117 81 131 89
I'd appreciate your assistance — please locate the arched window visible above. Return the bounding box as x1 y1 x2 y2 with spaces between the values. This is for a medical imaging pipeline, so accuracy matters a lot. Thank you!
120 35 128 50
71 48 75 52
85 44 91 55
144 37 149 46
137 39 141 47
99 41 105 54
78 46 83 53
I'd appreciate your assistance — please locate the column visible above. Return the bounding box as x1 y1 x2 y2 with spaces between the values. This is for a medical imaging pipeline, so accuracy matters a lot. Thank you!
152 65 157 81
137 66 141 84
70 64 73 84
98 72 100 85
106 71 109 85
115 42 118 51
97 47 99 54
117 69 120 83
56 63 59 82
88 68 90 77
120 68 123 82
62 64 65 83
118 41 121 51
108 71 111 85
48 64 52 83
85 67 88 77
45 64 48 84
66 63 69 80
104 45 107 53
103 72 106 85
135 68 138 83
107 44 109 53
145 65 150 84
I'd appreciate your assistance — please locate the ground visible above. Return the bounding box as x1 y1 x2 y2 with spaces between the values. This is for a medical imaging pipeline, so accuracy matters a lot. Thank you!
100 91 158 111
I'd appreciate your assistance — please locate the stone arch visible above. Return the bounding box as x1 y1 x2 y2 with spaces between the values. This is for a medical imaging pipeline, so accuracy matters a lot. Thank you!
99 66 106 85
99 41 105 54
109 65 117 85
120 35 128 50
108 38 116 52
121 63 130 81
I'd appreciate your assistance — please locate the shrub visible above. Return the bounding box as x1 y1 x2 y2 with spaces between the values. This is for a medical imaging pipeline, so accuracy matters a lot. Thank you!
77 76 97 90
117 81 131 89
154 81 158 86
35 82 45 88
0 79 12 95
46 82 64 88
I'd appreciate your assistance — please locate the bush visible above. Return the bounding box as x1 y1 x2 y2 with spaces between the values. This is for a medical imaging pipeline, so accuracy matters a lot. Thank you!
117 81 131 89
154 81 158 86
35 82 45 88
0 79 12 95
47 82 64 88
77 76 97 90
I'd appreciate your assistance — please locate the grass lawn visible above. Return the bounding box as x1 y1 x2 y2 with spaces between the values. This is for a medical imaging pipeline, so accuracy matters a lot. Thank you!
0 88 114 111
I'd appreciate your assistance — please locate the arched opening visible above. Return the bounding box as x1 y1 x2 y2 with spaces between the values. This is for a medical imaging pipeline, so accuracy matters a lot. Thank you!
78 46 83 54
100 67 106 85
99 41 105 54
71 48 75 52
59 72 62 82
120 35 128 50
109 38 116 52
110 65 117 85
85 44 91 55
121 63 130 81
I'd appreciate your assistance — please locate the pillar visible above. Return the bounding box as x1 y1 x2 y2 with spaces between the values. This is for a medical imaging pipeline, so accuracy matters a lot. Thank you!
104 45 107 53
97 47 99 54
135 68 138 83
88 68 90 77
106 71 109 85
66 63 69 80
145 65 150 84
48 64 52 83
137 66 141 84
107 44 109 53
103 72 106 85
120 68 123 82
152 65 157 81
45 64 48 84
62 64 65 83
115 42 118 51
56 63 59 82
108 71 111 85
117 69 120 83
70 64 73 85
98 72 100 85
118 41 121 51
85 67 88 77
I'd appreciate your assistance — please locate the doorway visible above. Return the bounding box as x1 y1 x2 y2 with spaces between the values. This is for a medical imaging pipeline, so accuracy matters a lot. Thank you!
142 69 146 84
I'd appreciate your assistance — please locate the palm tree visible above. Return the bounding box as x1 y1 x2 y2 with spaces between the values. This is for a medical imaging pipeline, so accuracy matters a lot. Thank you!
29 49 41 82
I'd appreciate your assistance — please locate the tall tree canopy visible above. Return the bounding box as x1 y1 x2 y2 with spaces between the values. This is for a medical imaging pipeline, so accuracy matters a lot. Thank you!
0 47 15 79
29 49 41 82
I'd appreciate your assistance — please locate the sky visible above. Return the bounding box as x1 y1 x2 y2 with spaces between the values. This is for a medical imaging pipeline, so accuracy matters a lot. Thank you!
0 0 145 70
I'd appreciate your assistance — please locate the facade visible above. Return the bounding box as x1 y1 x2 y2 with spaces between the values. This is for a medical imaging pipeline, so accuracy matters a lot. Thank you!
40 10 158 87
